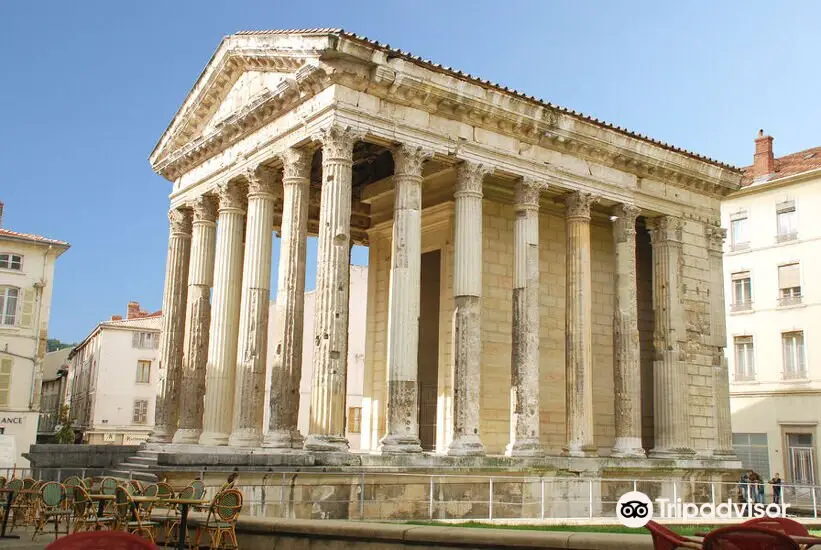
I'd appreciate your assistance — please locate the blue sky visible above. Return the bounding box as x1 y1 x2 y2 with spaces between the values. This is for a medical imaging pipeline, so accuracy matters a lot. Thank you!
1 1 819 343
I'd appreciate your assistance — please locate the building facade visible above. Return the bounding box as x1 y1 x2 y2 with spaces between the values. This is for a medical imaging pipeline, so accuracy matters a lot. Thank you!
725 131 821 485
266 264 367 450
67 302 162 445
38 348 71 437
147 30 742 466
0 201 70 466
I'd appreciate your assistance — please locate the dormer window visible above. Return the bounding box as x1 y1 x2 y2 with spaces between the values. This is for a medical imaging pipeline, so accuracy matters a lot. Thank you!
0 254 22 271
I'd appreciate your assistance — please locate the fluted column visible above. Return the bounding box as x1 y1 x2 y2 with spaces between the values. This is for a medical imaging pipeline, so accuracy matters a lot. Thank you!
447 161 489 456
305 125 361 452
379 144 432 454
563 191 599 457
506 178 546 457
148 208 192 443
229 167 278 447
199 181 246 446
648 216 694 457
610 203 645 457
264 148 312 449
707 225 735 457
173 196 218 444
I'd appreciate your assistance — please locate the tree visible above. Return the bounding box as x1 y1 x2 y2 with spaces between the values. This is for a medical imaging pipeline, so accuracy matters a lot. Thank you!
47 339 75 353
54 405 75 444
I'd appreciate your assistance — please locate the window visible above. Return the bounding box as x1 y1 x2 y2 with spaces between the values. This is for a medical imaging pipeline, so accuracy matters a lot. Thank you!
132 332 159 349
731 215 749 251
776 202 798 242
136 360 151 384
734 336 755 381
782 331 806 379
132 400 148 424
731 272 753 311
778 263 802 306
0 254 22 271
787 433 815 485
347 407 362 434
0 287 18 326
732 433 770 479
0 358 11 407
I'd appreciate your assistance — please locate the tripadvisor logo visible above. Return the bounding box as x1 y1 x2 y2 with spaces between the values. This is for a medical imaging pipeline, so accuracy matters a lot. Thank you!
617 491 791 528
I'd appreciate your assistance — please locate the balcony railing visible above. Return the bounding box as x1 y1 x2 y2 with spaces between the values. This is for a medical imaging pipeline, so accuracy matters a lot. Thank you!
730 241 751 252
778 295 803 307
731 301 753 312
734 372 756 382
776 231 798 243
784 369 808 381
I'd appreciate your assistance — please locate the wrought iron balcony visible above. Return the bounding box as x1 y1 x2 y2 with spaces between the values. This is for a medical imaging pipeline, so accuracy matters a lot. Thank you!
776 231 798 243
778 295 803 307
731 301 753 312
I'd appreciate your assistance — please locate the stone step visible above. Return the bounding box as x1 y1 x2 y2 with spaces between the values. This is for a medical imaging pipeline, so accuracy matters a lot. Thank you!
130 455 158 465
119 461 153 470
105 468 158 483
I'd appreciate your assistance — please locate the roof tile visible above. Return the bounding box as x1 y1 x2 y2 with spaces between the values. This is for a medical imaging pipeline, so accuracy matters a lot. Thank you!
741 145 821 186
0 228 70 247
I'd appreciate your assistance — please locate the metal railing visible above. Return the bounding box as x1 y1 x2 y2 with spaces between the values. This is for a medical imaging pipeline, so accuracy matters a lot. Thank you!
778 295 803 307
730 301 753 312
7 469 819 522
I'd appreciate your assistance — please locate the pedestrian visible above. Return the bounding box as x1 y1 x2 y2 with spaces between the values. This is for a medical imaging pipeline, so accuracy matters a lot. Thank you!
770 473 783 504
750 472 764 504
739 472 750 502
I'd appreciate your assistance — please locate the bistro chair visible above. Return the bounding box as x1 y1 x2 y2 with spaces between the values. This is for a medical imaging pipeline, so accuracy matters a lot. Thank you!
194 489 242 550
45 530 157 549
10 478 39 530
100 477 119 496
0 476 6 488
703 525 800 550
32 481 71 541
71 485 115 533
645 520 703 550
162 484 195 549
743 517 809 536
114 485 157 543
128 480 144 496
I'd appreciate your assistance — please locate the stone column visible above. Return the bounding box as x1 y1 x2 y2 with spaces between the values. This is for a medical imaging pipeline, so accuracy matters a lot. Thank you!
648 216 694 457
199 181 246 446
379 144 431 454
447 161 489 457
610 203 645 457
229 167 278 447
173 195 218 444
506 178 545 457
305 125 361 452
563 191 598 457
148 208 192 443
264 148 312 449
707 225 735 457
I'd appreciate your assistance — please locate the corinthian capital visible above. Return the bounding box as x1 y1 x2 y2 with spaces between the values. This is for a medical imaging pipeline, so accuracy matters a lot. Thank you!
563 191 600 220
245 164 280 197
190 195 218 224
216 180 247 212
278 147 313 181
647 215 683 245
455 161 491 197
169 208 193 235
515 178 547 209
612 203 641 242
314 124 363 161
391 144 433 176
705 224 727 253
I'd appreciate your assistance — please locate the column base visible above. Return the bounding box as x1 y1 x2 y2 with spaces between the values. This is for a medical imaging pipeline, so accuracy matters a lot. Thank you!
447 434 486 456
563 444 598 458
304 434 349 452
611 437 646 458
262 428 305 450
505 438 544 457
228 429 263 448
708 448 738 459
378 434 423 454
147 429 173 444
648 447 696 459
198 431 229 446
171 428 202 445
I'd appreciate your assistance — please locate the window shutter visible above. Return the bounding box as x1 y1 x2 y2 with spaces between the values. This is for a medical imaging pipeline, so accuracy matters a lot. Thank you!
777 200 795 213
132 332 139 347
18 288 35 328
0 358 12 408
778 264 800 289
731 271 750 281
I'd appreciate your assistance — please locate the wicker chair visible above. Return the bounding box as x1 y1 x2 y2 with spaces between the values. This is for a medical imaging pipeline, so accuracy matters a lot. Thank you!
71 485 115 533
32 481 71 541
0 476 6 488
10 478 39 531
163 485 195 549
194 489 242 550
113 485 157 543
99 477 119 496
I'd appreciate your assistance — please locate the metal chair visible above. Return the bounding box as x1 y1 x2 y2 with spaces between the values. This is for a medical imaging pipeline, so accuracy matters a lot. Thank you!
32 481 71 541
45 530 157 549
703 525 800 550
645 520 703 550
195 489 242 550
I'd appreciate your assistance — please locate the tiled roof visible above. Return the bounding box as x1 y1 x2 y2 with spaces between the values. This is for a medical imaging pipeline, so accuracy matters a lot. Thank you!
0 228 70 247
742 145 821 186
235 28 738 172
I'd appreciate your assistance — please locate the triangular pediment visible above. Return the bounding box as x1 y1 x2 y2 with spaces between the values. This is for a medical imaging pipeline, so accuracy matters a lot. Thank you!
150 31 340 173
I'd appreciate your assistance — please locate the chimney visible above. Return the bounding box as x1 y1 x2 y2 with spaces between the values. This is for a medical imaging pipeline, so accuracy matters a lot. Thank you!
753 129 775 178
111 315 123 321
126 301 141 320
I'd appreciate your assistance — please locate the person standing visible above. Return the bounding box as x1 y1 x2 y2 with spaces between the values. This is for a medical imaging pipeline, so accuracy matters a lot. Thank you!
770 473 783 504
739 472 750 502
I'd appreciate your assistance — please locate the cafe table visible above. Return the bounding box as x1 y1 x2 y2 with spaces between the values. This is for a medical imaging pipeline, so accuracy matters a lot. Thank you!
162 497 210 550
129 495 158 521
89 493 115 520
